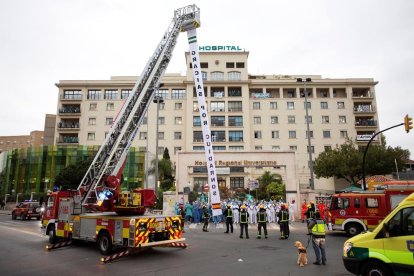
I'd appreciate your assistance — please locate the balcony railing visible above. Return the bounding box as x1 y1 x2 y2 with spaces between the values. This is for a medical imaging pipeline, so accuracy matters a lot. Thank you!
58 122 80 129
353 105 375 113
56 136 79 144
61 94 82 101
59 107 81 114
355 119 377 127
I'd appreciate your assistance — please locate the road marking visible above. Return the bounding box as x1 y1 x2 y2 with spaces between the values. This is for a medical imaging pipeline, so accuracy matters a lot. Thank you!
0 224 44 238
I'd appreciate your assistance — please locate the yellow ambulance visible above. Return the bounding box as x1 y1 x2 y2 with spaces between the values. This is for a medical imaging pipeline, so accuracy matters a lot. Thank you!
342 192 414 276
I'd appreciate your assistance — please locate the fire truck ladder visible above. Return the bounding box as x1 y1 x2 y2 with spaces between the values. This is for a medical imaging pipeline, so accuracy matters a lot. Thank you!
77 5 201 210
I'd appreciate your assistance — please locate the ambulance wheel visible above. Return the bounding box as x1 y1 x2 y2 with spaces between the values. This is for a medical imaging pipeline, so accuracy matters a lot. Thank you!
48 226 57 244
345 223 361 237
98 231 113 255
361 260 392 276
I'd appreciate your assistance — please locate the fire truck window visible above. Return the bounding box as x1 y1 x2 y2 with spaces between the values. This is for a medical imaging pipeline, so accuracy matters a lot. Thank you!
365 197 378 208
343 198 350 209
47 196 54 208
354 198 360 208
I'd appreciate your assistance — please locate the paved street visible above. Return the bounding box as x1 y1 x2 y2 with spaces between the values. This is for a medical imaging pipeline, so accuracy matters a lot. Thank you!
0 210 353 276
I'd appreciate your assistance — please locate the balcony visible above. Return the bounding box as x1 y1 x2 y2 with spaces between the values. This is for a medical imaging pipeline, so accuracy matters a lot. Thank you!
352 88 373 99
355 119 377 128
58 121 80 130
60 94 82 101
353 105 375 113
59 106 81 116
56 136 79 144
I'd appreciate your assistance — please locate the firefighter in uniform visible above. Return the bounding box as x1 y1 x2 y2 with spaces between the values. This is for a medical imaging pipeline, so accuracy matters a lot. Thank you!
277 204 290 239
305 201 316 224
256 204 268 239
308 212 327 265
301 200 307 223
239 205 249 239
202 205 210 232
224 204 234 233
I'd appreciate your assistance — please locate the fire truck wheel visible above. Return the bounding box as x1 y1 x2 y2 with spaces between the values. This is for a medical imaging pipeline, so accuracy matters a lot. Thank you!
98 232 113 255
345 223 362 237
361 260 391 276
21 213 27 221
48 227 58 244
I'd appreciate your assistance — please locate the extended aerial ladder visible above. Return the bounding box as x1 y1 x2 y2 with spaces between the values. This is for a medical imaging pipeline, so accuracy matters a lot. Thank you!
76 5 201 212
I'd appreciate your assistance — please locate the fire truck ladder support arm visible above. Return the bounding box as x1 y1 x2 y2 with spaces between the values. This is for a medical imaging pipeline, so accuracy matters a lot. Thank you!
76 5 201 210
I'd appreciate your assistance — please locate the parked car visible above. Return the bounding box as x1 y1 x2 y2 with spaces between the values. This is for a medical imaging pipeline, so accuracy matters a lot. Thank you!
12 201 43 220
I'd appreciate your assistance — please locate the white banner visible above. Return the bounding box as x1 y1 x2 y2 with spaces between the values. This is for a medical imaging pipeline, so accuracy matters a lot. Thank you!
187 29 222 216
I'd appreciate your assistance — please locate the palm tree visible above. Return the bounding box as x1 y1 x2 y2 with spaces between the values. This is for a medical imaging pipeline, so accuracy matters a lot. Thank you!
257 171 282 200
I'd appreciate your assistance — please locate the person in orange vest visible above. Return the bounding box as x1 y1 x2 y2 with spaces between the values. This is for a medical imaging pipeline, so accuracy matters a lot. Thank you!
301 200 308 223
317 202 326 220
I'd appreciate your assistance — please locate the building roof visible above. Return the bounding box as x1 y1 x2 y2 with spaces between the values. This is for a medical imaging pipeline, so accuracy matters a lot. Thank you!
357 175 394 184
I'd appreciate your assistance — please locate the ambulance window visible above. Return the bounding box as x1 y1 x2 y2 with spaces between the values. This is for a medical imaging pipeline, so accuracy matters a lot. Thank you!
365 197 378 208
388 207 414 237
404 208 414 235
354 198 360 208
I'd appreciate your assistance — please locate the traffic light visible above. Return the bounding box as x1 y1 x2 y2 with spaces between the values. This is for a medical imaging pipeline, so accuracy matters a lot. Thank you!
404 114 413 133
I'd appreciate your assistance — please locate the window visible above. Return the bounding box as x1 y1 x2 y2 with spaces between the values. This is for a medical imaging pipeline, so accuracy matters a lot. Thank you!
288 131 296 139
254 131 262 139
321 102 328 109
174 132 182 140
210 101 225 112
226 62 235 68
229 146 244 151
175 117 183 125
290 145 297 151
105 117 113 125
324 145 332 151
201 71 207 80
157 89 169 99
158 132 164 140
236 62 245 68
201 62 208 68
305 115 313 124
253 102 261 110
88 118 96 125
387 207 414 237
211 116 225 126
211 71 224 81
304 102 311 109
270 102 278 109
174 147 182 154
271 116 279 124
104 132 109 139
354 198 361 208
229 131 243 142
211 87 225 98
121 89 131 100
175 102 183 110
87 132 95 141
142 117 147 125
340 130 348 138
193 101 199 112
323 131 331 138
104 89 118 100
228 116 243 126
230 177 244 189
255 146 262 150
106 103 114 111
193 131 203 142
306 131 314 139
158 117 165 125
331 197 350 210
339 116 347 124
139 132 147 140
87 90 101 100
272 146 280 151
211 131 225 142
89 103 97 111
228 87 242 97
228 71 241 80
288 116 296 124
172 89 186 99
287 102 295 110
253 116 261 125
63 90 82 100
272 131 279 139
337 102 345 109
228 101 242 112
365 197 379 208
322 116 330 124
193 116 201 126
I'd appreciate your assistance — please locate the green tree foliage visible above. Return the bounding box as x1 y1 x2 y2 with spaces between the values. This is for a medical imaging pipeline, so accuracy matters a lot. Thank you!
266 182 285 201
54 158 93 190
257 171 282 200
148 148 175 191
314 139 411 185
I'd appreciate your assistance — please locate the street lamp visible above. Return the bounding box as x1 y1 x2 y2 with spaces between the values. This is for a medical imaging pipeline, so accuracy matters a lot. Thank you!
153 96 164 194
297 77 315 190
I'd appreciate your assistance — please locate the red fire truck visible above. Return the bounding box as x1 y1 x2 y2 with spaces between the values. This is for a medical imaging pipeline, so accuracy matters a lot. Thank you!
41 5 202 258
328 185 414 236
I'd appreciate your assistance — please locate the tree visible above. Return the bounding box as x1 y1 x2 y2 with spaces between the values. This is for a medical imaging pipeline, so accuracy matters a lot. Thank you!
148 148 175 191
314 139 411 185
266 182 285 201
54 158 93 190
257 171 282 200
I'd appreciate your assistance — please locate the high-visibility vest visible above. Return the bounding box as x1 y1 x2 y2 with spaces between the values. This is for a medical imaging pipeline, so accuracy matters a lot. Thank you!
257 211 267 222
240 212 248 223
227 208 233 218
311 219 326 236
280 210 289 222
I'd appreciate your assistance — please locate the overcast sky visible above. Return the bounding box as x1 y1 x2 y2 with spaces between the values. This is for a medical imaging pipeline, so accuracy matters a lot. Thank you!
1 0 413 156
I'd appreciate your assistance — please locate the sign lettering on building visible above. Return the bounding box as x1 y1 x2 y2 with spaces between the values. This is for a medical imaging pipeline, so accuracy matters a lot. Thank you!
199 45 243 51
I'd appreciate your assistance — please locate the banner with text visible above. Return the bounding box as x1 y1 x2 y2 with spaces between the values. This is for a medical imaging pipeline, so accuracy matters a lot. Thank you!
187 29 222 216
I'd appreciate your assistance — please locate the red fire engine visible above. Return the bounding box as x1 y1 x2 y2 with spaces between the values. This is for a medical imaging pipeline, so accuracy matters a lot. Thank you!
328 185 414 236
41 5 201 259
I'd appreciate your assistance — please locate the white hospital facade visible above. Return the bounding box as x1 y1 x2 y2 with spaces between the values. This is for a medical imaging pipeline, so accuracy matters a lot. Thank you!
54 50 380 202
